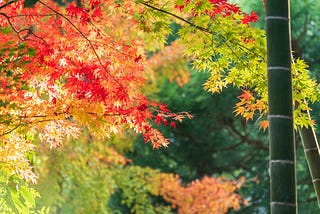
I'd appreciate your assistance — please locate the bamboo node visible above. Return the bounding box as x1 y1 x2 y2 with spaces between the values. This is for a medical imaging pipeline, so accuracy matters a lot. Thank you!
271 201 296 207
265 16 289 21
268 66 291 71
270 160 294 164
268 115 293 120
312 179 320 183
304 147 318 152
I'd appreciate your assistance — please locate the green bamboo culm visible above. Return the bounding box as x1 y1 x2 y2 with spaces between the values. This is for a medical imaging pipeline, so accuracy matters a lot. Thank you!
298 113 320 206
266 0 297 213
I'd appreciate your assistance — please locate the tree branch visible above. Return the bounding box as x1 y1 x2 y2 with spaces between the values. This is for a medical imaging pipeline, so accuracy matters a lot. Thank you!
138 1 211 34
0 0 16 10
139 1 258 72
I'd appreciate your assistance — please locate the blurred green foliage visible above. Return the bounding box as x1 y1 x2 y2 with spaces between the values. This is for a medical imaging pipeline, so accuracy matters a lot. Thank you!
128 71 270 213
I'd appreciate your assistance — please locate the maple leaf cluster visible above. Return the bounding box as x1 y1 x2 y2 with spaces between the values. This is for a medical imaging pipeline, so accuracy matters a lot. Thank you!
169 0 319 131
174 0 258 24
0 0 192 180
234 90 268 131
0 0 192 144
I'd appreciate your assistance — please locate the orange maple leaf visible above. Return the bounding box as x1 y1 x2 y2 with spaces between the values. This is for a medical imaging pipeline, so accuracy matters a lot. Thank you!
238 90 253 101
259 120 269 132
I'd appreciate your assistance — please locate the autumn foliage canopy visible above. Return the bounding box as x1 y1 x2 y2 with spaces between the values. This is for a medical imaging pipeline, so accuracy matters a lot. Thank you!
0 0 195 181
0 0 265 181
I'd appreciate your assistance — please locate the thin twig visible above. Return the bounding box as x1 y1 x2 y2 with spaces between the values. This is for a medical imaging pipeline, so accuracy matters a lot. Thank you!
0 12 47 44
1 124 21 136
139 1 211 34
0 0 16 10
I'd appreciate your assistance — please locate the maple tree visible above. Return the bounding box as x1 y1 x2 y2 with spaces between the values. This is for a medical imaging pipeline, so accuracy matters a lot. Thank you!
0 0 259 174
0 0 193 183
0 0 253 212
0 0 193 212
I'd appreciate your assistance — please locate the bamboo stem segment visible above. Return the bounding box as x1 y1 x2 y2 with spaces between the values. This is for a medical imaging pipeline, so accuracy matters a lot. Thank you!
266 0 297 213
299 117 320 206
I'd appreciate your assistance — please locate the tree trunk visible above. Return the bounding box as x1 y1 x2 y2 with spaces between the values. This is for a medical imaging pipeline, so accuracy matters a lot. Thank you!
266 0 297 213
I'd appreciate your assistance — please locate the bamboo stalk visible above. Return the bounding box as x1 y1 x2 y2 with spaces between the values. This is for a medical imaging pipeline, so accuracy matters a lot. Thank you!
266 0 297 213
298 111 320 206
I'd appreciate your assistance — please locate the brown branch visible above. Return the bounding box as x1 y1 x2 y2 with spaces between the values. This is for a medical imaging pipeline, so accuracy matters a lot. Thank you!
216 140 247 151
16 110 124 120
10 13 57 18
0 124 21 136
217 117 268 151
139 1 263 71
138 1 211 34
0 0 16 10
0 12 47 44
139 1 252 50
